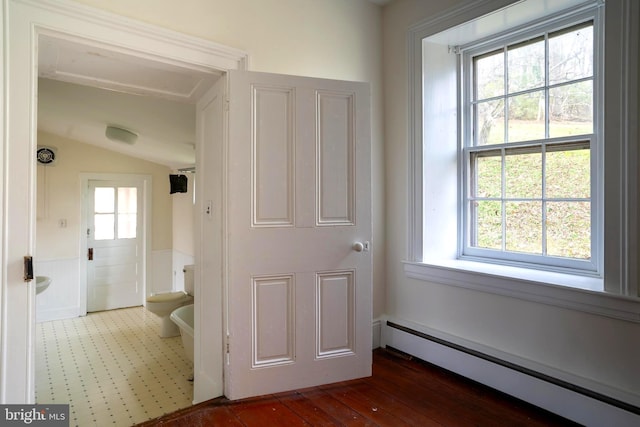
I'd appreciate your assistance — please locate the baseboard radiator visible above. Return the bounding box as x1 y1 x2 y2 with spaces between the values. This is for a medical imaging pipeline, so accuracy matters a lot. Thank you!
383 320 640 427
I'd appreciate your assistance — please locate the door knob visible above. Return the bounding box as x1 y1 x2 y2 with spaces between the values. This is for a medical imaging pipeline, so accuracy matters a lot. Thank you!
352 241 369 252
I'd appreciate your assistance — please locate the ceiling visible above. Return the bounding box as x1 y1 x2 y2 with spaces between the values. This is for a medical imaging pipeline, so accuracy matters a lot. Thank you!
37 35 223 170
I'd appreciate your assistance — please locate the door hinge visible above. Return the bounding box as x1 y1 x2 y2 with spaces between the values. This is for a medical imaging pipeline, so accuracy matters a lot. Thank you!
224 96 230 112
226 335 230 353
24 256 34 282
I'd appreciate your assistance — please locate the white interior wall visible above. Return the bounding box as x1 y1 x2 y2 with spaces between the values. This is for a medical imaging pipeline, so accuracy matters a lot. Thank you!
383 0 639 409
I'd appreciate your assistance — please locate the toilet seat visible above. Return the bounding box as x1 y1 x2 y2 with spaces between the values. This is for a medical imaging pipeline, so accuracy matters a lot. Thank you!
147 291 190 303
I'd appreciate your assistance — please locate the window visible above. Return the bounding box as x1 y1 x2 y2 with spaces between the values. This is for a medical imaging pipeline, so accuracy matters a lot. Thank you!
406 0 640 317
462 19 599 274
93 186 138 240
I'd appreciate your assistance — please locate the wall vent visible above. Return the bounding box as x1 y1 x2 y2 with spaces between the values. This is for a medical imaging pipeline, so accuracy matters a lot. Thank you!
37 146 57 166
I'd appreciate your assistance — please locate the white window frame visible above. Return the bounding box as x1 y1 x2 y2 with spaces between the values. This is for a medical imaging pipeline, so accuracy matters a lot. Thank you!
405 0 640 322
460 12 602 275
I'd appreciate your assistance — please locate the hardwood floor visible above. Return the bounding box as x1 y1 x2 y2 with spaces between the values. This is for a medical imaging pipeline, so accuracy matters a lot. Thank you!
138 348 580 426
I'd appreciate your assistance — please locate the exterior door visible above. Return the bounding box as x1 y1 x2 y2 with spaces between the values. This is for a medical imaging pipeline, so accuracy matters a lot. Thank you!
225 71 372 400
87 180 144 312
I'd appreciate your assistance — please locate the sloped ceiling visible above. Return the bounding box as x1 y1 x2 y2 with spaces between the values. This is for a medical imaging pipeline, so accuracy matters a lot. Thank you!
38 78 198 170
37 35 222 170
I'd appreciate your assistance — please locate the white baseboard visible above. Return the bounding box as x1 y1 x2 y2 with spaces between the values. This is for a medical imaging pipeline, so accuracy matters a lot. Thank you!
36 306 81 323
382 318 640 427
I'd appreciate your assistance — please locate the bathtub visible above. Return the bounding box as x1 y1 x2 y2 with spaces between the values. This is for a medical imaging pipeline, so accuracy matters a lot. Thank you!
170 304 194 363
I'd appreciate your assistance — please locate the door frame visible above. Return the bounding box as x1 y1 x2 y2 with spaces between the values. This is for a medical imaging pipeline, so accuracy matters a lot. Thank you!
80 174 151 315
1 0 247 404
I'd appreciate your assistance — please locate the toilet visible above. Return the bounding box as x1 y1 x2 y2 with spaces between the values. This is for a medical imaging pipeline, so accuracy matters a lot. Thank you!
146 265 195 337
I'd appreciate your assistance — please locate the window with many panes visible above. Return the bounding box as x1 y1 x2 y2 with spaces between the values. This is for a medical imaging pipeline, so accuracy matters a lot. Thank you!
462 17 600 273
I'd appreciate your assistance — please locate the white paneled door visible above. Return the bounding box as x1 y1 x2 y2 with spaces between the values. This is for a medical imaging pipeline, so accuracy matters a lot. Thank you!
225 71 372 400
87 180 144 312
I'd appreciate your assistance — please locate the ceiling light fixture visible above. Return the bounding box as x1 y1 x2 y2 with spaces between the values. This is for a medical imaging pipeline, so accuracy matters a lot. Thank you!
105 125 138 144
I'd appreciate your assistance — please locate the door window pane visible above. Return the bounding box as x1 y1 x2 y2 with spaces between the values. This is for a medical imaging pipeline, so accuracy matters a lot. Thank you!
94 187 114 213
118 188 137 213
118 214 137 239
94 214 115 240
118 187 137 239
94 187 115 240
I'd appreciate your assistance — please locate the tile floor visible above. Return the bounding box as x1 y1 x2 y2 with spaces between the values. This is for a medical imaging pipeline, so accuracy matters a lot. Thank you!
35 306 194 426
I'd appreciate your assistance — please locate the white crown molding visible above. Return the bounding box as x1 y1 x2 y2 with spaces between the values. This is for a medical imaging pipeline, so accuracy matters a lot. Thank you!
12 0 249 72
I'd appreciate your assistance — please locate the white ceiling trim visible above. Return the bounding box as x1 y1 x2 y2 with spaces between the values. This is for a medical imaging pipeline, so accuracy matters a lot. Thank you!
16 0 248 72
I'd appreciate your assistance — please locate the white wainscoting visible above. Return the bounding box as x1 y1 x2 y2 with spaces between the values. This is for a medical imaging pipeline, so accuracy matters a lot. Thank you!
382 317 640 427
172 250 195 293
35 258 81 323
36 251 190 321
150 249 173 297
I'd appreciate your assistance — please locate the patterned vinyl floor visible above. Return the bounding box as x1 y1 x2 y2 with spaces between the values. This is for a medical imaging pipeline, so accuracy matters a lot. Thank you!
35 306 193 426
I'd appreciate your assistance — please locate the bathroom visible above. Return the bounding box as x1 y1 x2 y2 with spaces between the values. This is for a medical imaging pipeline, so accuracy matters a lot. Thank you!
34 72 201 422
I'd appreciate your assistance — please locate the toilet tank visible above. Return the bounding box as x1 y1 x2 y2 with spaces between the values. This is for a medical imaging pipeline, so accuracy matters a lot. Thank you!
183 264 195 295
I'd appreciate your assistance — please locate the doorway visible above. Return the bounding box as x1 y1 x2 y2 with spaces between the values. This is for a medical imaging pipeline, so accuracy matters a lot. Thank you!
3 0 374 408
1 0 246 404
85 177 147 313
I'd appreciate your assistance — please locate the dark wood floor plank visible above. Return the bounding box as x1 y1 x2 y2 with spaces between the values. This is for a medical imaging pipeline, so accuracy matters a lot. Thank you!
229 395 309 426
138 349 579 427
370 351 569 427
136 400 244 427
372 350 577 427
298 387 374 426
371 352 503 426
276 391 344 426
319 381 435 427
181 406 244 427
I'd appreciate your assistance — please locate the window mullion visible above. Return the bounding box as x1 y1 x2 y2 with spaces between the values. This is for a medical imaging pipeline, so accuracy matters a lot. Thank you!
501 147 506 252
544 32 550 140
542 31 549 256
542 144 548 256
502 46 508 144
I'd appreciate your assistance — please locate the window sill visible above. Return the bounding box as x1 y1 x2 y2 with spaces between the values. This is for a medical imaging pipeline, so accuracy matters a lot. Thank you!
403 259 640 323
